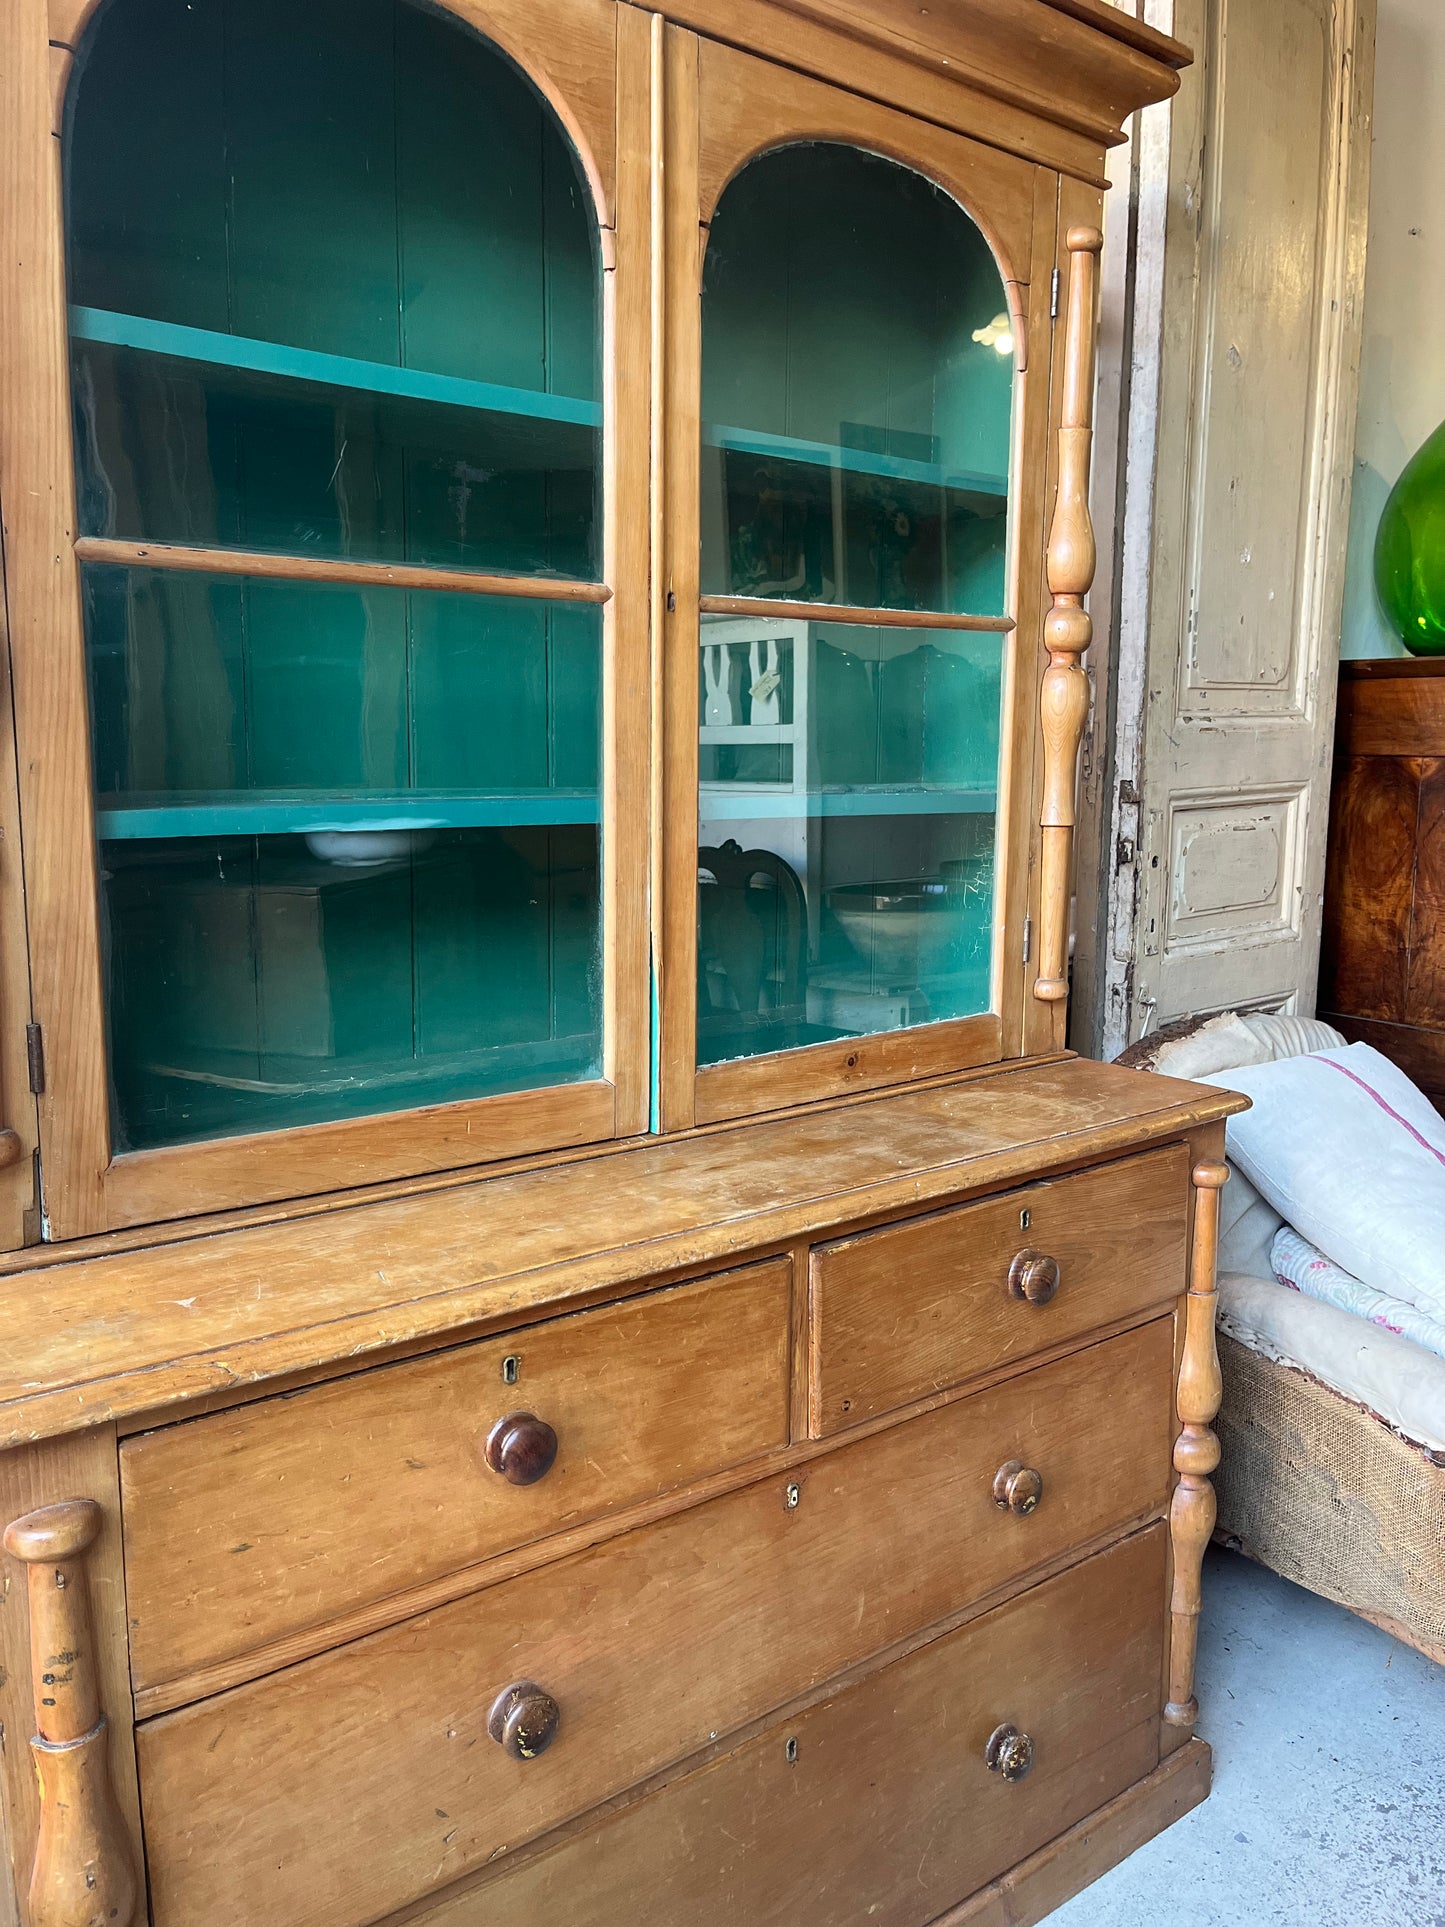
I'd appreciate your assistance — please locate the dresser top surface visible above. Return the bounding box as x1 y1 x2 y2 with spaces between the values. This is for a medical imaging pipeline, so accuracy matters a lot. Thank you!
0 1056 1242 1447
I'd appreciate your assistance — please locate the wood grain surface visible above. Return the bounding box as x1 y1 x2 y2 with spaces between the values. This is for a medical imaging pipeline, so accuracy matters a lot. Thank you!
121 1260 791 1693
400 1527 1171 1927
0 1061 1243 1447
136 1320 1174 1927
809 1143 1187 1434
1319 754 1422 1019
1321 667 1445 1112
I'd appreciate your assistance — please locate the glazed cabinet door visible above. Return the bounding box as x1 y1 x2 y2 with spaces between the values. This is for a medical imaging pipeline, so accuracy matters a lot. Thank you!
653 26 1069 1129
0 0 649 1234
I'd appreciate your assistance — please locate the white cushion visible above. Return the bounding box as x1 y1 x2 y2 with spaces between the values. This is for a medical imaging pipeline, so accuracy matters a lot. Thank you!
1203 1043 1445 1319
1137 1011 1344 1083
1138 1012 1346 1275
1218 1167 1285 1280
1219 1271 1445 1456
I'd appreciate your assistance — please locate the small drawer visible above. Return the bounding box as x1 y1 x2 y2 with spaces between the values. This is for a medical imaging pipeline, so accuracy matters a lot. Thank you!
407 1526 1169 1927
121 1257 792 1695
808 1143 1189 1435
136 1318 1175 1927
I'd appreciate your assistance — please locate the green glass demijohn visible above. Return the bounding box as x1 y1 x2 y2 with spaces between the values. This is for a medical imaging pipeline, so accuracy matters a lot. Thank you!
1375 418 1445 655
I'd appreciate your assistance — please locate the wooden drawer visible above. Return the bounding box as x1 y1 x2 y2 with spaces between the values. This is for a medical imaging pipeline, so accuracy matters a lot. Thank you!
808 1144 1189 1435
136 1318 1175 1927
120 1258 792 1695
406 1525 1169 1927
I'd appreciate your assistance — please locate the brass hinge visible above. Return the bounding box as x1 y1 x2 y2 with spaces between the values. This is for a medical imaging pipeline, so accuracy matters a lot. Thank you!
25 1023 44 1096
1022 916 1033 965
1050 267 1061 321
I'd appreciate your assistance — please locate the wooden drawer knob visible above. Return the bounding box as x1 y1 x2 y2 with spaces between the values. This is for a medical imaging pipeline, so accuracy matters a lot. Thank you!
985 1722 1035 1782
1008 1249 1060 1305
484 1412 558 1486
992 1460 1043 1515
488 1681 560 1760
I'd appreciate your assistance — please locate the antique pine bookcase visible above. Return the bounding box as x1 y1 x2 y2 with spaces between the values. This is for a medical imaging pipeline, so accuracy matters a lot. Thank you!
0 3 1244 1925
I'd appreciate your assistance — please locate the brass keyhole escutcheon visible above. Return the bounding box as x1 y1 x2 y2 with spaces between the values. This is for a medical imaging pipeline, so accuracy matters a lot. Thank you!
985 1722 1035 1782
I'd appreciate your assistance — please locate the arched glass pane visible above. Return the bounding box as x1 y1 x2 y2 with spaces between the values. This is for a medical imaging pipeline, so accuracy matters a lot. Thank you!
698 146 1012 1069
67 0 604 1151
68 0 599 574
702 145 1013 616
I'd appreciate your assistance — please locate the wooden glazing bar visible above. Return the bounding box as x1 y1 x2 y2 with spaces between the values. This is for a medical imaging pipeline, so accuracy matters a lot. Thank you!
72 538 612 605
1034 224 1102 1004
699 593 1015 632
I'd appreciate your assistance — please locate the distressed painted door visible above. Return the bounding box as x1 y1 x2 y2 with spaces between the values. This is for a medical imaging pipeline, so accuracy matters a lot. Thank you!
1075 0 1374 1054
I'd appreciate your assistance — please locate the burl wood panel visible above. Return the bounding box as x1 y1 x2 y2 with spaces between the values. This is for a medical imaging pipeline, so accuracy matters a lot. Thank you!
1319 753 1422 1019
404 1528 1167 1927
1333 658 1445 759
121 1259 791 1694
1407 760 1445 1027
1321 665 1445 1113
808 1145 1187 1435
137 1320 1175 1927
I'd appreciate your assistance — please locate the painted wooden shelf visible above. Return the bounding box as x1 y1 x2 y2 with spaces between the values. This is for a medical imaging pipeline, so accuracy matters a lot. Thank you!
70 306 602 430
705 422 1007 496
699 786 996 819
95 790 600 839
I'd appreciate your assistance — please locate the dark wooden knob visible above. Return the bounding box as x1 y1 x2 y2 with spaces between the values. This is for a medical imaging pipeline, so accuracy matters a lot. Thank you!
484 1412 558 1486
985 1722 1035 1782
992 1460 1043 1515
1008 1249 1060 1305
488 1681 560 1760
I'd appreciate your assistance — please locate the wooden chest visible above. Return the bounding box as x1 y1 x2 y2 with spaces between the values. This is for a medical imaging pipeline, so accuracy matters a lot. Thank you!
0 1060 1239 1927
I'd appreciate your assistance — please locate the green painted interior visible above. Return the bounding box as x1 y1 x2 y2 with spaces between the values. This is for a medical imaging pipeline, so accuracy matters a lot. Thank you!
697 149 1013 1068
66 0 603 1151
701 144 1014 615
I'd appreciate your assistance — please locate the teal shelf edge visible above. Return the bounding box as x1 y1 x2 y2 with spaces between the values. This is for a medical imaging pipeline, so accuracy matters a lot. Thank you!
705 422 1007 497
70 306 603 431
699 786 996 820
96 791 601 839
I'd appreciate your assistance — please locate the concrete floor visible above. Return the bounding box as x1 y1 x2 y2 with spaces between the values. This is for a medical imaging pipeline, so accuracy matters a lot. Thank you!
1052 1548 1445 1927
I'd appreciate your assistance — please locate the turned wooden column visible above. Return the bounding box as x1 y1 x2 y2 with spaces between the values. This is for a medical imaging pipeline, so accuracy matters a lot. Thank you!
2 1500 139 1927
1165 1161 1227 1732
1035 224 1103 1006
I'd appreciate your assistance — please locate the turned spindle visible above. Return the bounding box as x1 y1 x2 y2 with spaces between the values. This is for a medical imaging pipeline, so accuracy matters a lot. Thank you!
1165 1161 1228 1732
1035 225 1103 1006
2 1500 139 1927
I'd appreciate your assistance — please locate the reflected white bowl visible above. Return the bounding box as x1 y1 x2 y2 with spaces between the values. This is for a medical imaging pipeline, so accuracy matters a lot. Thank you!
304 829 437 867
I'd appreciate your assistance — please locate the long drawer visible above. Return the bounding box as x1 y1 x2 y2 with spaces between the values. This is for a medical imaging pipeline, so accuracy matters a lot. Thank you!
404 1526 1169 1927
808 1144 1189 1434
121 1257 793 1693
136 1318 1175 1927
